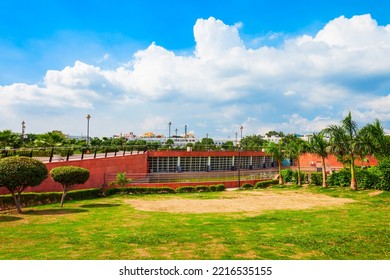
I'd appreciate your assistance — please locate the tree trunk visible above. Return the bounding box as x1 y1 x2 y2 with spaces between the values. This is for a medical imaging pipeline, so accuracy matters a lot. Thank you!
278 161 283 185
350 157 357 191
11 192 22 213
297 158 301 186
321 157 327 188
60 191 67 207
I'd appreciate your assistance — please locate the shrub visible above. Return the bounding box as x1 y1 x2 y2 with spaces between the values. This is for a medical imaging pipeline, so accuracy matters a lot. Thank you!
50 166 90 207
241 183 254 190
109 172 132 191
0 188 100 210
355 168 380 190
176 186 196 193
0 156 48 213
216 184 226 191
195 185 209 192
104 186 175 196
281 169 293 182
292 171 307 184
255 179 279 189
309 172 323 186
209 185 217 192
327 168 351 187
377 158 390 191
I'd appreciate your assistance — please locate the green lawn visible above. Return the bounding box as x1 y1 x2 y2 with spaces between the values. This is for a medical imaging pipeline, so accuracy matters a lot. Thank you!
0 186 389 260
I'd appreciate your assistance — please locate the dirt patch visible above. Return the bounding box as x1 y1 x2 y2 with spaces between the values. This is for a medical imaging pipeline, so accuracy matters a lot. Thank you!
368 190 384 197
125 191 355 214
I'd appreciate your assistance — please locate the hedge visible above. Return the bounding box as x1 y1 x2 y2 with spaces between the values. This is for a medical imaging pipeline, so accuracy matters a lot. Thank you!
105 187 175 196
105 184 227 195
309 172 323 186
0 188 101 210
241 183 254 190
255 179 279 189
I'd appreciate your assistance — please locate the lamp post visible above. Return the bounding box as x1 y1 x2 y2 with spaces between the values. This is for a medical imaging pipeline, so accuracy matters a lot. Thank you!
168 122 172 139
86 114 91 147
238 125 243 188
206 133 208 151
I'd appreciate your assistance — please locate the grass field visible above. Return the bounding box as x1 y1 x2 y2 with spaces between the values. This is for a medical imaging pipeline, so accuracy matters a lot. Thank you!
0 185 389 260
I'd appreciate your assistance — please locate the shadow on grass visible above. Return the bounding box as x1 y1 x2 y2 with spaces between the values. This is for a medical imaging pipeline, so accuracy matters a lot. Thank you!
0 215 23 222
23 208 89 215
80 203 121 208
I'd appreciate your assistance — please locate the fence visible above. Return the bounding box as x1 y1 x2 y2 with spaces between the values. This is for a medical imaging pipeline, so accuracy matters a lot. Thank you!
0 146 147 162
103 169 278 185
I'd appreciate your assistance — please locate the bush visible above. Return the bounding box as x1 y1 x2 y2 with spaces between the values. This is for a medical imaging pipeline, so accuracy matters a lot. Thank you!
292 171 308 184
327 168 351 187
255 179 279 189
216 184 226 191
195 185 209 192
356 168 380 190
377 158 390 191
176 186 196 193
0 156 48 213
104 186 175 196
281 169 293 182
50 166 90 207
310 172 323 186
0 188 100 210
241 183 254 190
209 185 217 192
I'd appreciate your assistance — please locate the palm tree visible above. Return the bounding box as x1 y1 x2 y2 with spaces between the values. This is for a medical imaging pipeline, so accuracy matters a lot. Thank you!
265 141 285 184
308 131 329 188
324 112 385 191
359 119 388 160
284 135 308 186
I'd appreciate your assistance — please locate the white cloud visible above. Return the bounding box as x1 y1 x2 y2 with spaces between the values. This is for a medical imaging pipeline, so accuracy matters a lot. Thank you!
1 14 390 137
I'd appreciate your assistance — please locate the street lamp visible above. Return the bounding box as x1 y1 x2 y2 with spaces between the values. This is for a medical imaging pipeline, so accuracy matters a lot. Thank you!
86 114 91 147
168 122 172 139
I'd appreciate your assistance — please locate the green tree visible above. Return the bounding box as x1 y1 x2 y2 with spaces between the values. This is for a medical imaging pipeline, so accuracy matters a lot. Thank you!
308 132 330 187
109 172 132 192
221 141 235 151
164 138 174 149
0 129 22 148
34 131 67 147
241 135 265 151
324 112 385 190
265 141 285 184
0 156 48 213
265 131 285 138
50 166 90 207
284 135 308 186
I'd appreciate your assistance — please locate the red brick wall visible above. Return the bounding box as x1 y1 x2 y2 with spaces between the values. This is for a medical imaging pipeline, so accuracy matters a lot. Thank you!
0 153 148 195
297 153 378 170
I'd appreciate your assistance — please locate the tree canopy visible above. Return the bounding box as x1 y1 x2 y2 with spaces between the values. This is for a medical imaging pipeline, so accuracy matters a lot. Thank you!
0 156 48 213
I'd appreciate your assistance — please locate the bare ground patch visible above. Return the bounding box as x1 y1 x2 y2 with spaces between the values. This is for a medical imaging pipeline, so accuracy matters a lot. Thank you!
125 191 355 214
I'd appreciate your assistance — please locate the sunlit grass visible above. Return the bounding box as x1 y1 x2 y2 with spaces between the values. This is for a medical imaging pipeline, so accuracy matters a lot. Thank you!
0 186 389 260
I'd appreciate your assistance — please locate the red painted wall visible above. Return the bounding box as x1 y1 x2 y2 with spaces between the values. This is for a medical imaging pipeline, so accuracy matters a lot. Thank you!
297 153 378 170
0 153 148 195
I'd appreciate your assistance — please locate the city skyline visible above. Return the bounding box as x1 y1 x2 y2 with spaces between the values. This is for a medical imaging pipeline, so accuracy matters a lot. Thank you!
1 1 390 138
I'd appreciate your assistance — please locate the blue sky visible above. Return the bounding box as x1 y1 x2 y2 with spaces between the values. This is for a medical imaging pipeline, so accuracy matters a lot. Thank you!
1 0 390 138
